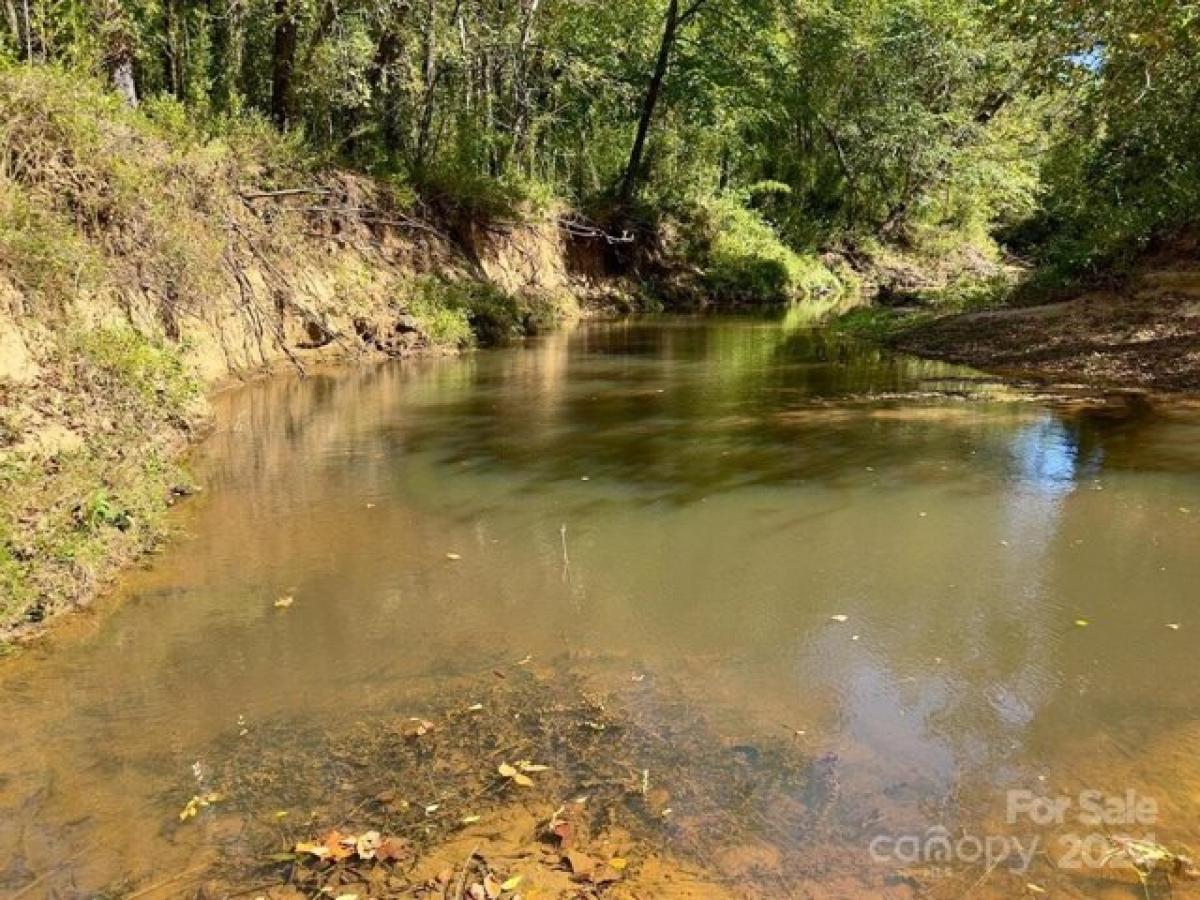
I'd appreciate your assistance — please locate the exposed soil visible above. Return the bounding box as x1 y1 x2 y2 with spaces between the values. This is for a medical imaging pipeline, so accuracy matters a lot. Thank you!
897 258 1200 393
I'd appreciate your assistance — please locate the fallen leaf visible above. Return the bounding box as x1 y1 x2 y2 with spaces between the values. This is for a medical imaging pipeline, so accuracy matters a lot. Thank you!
609 857 628 871
498 763 518 778
512 773 535 788
446 553 462 561
1074 619 1090 627
1167 623 1182 630
295 841 331 859
356 830 382 860
461 814 481 824
1026 885 1046 895
830 614 848 623
376 836 410 862
517 655 533 665
467 703 484 711
518 761 550 773
500 875 523 891
274 595 294 609
483 874 502 899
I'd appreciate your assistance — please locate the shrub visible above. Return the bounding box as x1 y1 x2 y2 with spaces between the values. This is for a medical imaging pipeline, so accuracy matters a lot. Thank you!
684 198 844 305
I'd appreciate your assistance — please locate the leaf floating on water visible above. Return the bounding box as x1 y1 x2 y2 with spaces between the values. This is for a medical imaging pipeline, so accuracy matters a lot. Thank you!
830 614 848 623
273 595 294 609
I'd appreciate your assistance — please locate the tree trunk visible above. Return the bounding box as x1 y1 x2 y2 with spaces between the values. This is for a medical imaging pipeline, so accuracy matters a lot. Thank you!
162 0 180 97
510 0 541 167
414 0 438 169
271 0 299 129
100 0 138 106
2 0 20 54
110 55 138 106
618 0 681 204
207 0 234 110
21 0 32 61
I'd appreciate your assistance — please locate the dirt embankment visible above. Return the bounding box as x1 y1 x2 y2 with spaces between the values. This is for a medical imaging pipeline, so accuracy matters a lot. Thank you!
0 69 634 645
896 241 1200 392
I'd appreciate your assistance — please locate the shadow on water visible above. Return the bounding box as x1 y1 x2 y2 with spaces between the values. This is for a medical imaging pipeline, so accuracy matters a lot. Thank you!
2 317 1200 897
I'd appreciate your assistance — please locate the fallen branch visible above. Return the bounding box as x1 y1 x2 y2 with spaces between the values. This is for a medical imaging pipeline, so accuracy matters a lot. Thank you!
558 214 635 244
240 187 333 201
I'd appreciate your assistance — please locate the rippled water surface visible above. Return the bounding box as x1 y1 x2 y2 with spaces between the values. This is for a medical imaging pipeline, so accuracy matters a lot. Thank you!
3 319 1200 896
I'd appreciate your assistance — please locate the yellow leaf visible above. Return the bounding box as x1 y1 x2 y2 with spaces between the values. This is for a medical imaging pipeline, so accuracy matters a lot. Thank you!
609 858 628 871
498 763 518 778
519 762 550 773
446 553 462 561
512 773 535 788
500 875 523 891
461 814 481 824
274 595 294 609
1074 619 1089 627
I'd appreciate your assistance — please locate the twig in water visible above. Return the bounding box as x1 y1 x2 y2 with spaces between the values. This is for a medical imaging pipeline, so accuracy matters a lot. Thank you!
560 523 571 583
452 843 480 900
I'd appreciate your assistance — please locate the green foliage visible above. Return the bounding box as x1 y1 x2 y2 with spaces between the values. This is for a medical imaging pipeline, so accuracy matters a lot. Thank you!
685 198 843 305
405 277 573 347
997 0 1200 279
72 328 200 416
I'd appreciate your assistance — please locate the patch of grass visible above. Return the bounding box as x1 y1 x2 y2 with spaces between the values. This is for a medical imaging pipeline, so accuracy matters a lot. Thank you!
404 277 574 348
831 306 933 342
72 327 200 417
683 198 845 305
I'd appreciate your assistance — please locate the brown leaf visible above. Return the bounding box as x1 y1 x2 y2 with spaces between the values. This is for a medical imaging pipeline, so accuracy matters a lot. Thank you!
376 837 410 863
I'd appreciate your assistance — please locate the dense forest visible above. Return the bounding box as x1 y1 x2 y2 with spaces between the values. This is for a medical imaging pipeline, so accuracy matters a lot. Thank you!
3 0 1198 292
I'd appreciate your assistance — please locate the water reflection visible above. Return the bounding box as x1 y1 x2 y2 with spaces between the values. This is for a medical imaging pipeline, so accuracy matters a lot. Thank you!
2 318 1200 896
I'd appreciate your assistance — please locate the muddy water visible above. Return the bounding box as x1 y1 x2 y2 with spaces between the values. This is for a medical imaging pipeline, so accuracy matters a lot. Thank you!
3 318 1200 897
